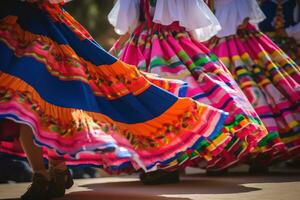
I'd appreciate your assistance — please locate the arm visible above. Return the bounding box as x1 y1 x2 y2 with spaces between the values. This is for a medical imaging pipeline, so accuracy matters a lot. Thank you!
285 22 300 42
108 32 131 56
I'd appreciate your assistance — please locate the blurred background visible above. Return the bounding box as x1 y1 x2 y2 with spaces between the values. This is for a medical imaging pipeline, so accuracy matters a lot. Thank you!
65 0 118 50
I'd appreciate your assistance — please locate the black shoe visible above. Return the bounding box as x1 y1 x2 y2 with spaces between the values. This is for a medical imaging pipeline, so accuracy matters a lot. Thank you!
286 159 300 168
206 168 228 176
21 173 50 200
139 170 180 185
49 168 74 198
249 164 269 174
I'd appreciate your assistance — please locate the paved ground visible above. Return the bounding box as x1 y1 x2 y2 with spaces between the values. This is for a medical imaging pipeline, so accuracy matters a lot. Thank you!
0 165 299 200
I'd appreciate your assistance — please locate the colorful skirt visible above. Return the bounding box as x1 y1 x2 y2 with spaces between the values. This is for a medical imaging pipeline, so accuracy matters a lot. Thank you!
207 23 300 162
266 32 300 66
0 0 232 173
111 22 267 170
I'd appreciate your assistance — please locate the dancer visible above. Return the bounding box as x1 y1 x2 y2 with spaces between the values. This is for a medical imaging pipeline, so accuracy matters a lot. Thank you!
206 0 300 172
1 0 236 198
259 0 300 65
108 0 268 181
259 0 300 168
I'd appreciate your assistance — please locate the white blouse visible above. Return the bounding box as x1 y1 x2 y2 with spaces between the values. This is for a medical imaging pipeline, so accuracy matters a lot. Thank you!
214 0 266 37
108 0 140 35
108 0 221 42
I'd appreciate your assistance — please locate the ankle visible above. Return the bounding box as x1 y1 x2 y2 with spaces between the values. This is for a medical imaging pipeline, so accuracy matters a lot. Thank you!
49 162 67 172
34 170 50 181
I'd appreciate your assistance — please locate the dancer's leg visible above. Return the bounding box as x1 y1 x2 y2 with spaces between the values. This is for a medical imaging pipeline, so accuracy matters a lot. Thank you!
19 124 49 179
19 124 50 200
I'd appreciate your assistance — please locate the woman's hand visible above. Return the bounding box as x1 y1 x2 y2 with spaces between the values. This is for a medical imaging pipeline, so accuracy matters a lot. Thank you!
237 18 250 30
108 32 130 55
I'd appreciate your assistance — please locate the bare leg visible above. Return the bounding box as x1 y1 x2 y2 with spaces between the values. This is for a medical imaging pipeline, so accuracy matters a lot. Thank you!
49 157 67 170
19 124 73 199
19 124 51 200
19 124 50 180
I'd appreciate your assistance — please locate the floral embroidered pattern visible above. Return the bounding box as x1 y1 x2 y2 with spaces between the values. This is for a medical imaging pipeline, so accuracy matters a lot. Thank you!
0 16 152 99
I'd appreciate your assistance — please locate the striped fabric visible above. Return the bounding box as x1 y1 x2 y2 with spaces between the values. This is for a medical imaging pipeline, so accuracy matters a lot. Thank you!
0 0 232 173
266 32 300 66
207 23 300 162
111 1 268 170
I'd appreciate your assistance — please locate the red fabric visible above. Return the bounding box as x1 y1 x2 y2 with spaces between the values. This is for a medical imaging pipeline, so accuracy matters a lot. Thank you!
0 119 20 141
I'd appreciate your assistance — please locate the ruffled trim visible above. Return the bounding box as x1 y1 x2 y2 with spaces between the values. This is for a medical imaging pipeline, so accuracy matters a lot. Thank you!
0 16 153 99
108 0 220 41
214 0 266 37
153 0 221 41
113 22 269 168
0 15 188 98
0 74 232 172
207 23 300 161
41 2 93 40
0 13 236 172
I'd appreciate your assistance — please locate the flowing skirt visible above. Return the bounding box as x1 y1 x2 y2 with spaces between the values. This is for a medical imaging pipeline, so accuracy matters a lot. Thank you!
0 0 231 173
111 22 268 169
207 23 300 162
266 32 300 66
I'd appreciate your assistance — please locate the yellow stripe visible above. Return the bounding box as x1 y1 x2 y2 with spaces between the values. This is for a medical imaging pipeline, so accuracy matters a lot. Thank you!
240 81 257 88
236 68 248 76
288 120 299 129
220 57 230 66
0 72 221 148
282 135 300 144
258 79 271 87
212 134 228 146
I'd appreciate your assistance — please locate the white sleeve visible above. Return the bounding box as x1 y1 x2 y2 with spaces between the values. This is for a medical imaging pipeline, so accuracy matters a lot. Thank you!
286 22 300 42
108 0 140 35
153 0 221 42
214 0 266 37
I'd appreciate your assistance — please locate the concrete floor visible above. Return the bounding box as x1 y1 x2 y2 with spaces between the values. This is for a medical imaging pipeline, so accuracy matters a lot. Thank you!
0 166 300 200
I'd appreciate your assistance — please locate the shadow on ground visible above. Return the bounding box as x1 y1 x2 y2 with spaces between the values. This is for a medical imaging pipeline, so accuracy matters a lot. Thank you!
58 172 300 200
1 172 300 200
